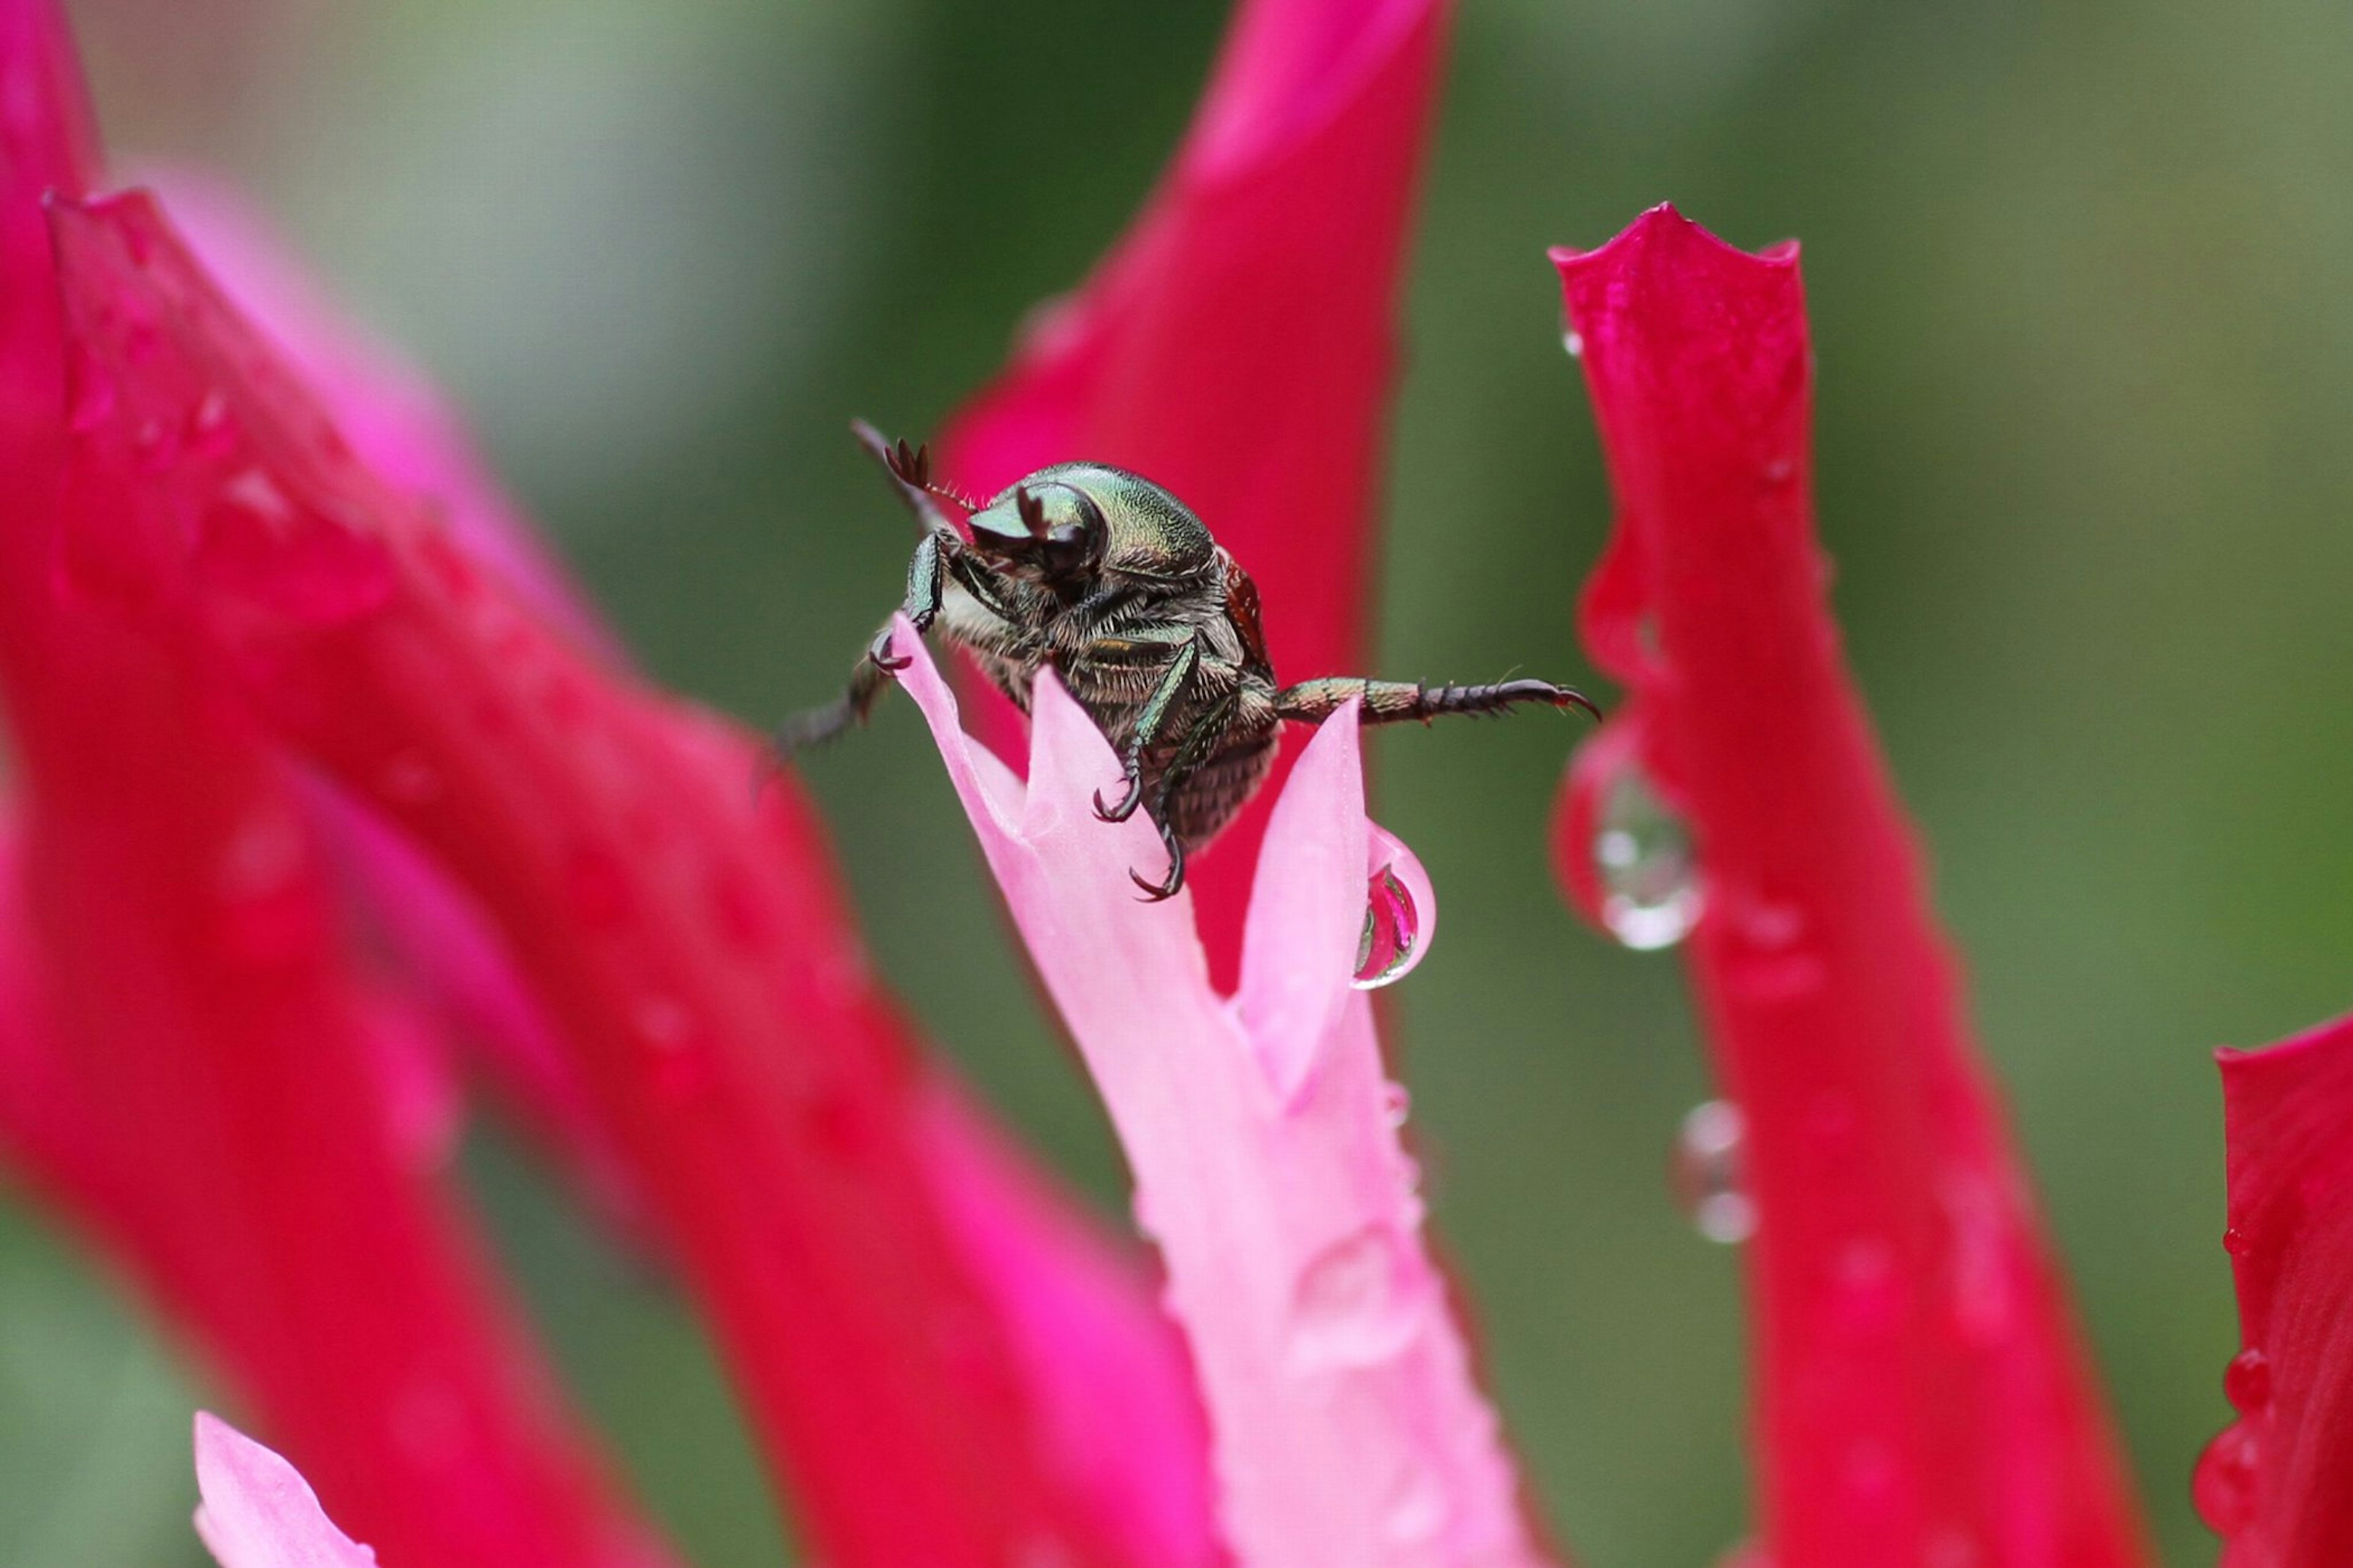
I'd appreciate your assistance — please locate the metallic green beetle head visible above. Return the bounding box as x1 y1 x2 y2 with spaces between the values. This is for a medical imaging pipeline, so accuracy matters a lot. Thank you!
966 463 1218 590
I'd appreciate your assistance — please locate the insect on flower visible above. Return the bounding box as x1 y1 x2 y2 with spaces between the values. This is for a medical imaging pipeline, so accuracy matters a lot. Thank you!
777 424 1601 900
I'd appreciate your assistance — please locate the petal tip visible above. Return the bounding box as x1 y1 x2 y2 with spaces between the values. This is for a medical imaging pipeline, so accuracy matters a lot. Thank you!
1552 202 1802 289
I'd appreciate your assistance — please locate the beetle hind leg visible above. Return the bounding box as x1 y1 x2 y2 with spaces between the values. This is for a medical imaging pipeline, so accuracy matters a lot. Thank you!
1274 676 1600 727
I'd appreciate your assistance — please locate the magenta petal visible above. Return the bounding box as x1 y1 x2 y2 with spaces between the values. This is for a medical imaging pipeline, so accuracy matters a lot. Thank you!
1554 206 2151 1568
896 622 1553 1568
2208 1011 2353 1565
143 166 623 665
193 1414 381 1568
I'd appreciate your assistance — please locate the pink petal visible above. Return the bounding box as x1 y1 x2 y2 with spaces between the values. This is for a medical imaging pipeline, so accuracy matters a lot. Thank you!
2207 1010 2353 1564
193 1414 379 1568
896 623 1553 1568
941 0 1449 991
1553 206 2150 1567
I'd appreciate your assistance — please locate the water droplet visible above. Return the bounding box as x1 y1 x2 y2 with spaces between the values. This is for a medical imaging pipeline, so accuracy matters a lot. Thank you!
1381 1081 1411 1128
2193 1420 2259 1533
185 389 239 459
68 360 115 433
1562 328 1585 358
1591 760 1702 950
2224 1347 2272 1414
1290 1224 1430 1369
1381 1466 1446 1546
132 413 179 472
1352 865 1420 988
2222 1225 2253 1258
380 752 442 806
634 996 693 1051
1672 1099 1755 1243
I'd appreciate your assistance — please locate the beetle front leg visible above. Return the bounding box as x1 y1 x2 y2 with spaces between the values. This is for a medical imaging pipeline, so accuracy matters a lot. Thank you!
1127 692 1236 902
774 631 900 760
1273 676 1600 727
1093 633 1201 824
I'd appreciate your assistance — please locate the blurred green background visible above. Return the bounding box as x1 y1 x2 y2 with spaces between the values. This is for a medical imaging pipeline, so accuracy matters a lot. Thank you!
5 0 2349 1563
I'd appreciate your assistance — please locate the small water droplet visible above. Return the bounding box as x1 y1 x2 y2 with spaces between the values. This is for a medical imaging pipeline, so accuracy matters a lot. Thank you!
1591 760 1702 950
1290 1224 1430 1369
1672 1099 1755 1243
2224 1347 2272 1414
185 389 238 459
1352 865 1421 988
634 996 692 1050
2222 1225 2252 1258
1381 1466 1447 1546
68 361 115 433
132 413 178 472
1562 328 1585 358
1381 1081 1411 1128
380 752 442 806
2193 1420 2259 1534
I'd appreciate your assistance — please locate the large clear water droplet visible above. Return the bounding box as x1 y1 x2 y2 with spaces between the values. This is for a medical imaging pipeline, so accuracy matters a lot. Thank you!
1562 328 1585 358
1593 761 1702 950
1352 865 1420 989
1672 1099 1755 1244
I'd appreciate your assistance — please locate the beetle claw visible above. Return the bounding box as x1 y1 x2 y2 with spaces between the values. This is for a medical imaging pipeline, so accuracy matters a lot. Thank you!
1127 821 1186 901
1129 865 1184 903
1094 771 1145 823
866 631 912 673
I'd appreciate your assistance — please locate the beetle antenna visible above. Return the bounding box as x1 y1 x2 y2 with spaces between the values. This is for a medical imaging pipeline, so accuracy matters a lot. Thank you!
851 419 980 526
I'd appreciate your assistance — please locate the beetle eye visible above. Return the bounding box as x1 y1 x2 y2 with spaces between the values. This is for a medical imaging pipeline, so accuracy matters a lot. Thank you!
1032 488 1105 579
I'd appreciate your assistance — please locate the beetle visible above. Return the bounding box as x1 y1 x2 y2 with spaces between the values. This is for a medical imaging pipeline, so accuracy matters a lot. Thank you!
775 423 1599 901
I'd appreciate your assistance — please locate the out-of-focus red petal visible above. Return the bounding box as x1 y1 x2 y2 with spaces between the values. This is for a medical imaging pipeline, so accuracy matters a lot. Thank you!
0 9 678 1567
941 0 1447 991
1552 206 2151 1568
143 166 1222 1561
2207 1011 2353 1566
50 187 1216 1568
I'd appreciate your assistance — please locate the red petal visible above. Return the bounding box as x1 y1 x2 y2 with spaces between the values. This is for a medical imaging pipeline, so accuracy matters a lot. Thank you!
2208 1011 2353 1565
0 10 675 1568
50 187 1214 1568
1553 206 2151 1567
941 0 1448 991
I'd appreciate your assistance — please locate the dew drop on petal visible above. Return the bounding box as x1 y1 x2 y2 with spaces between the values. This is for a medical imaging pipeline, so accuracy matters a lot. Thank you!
2224 1346 2272 1414
68 360 115 433
1352 865 1421 989
1562 328 1585 358
1672 1099 1755 1244
2193 1420 2260 1534
1381 1081 1411 1128
1289 1224 1428 1370
184 388 239 460
1586 753 1702 950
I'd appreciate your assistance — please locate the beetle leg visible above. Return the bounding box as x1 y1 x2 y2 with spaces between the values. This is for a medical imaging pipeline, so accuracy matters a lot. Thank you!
895 528 955 642
1273 676 1600 727
773 632 898 761
1094 634 1200 824
1126 692 1237 902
